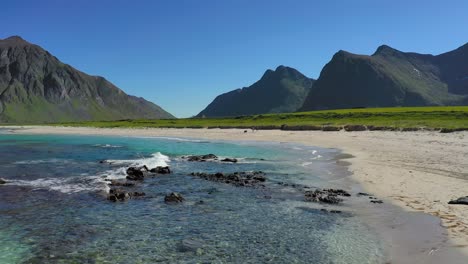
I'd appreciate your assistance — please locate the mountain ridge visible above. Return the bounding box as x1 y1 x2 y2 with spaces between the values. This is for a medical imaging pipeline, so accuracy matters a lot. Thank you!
0 36 174 123
197 65 315 117
299 43 468 111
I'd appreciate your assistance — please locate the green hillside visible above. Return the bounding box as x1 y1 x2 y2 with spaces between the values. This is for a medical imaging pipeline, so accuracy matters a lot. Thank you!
0 36 174 123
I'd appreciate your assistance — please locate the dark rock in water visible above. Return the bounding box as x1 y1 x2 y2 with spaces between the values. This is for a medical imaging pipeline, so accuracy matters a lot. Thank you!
150 166 171 174
343 125 367 131
178 239 204 252
304 188 351 204
109 180 135 187
330 210 342 213
108 188 130 202
108 188 145 202
190 171 266 187
0 178 7 184
448 196 468 205
183 154 218 162
165 192 185 203
220 158 238 163
126 166 148 181
323 189 351 197
370 200 383 204
357 192 371 196
130 192 146 197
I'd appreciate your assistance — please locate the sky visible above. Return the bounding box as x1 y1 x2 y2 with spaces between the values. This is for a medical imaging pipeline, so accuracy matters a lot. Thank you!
2 0 468 117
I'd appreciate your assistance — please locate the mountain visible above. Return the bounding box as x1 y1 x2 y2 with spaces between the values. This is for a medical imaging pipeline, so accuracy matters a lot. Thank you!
0 36 174 123
197 66 315 117
300 43 468 111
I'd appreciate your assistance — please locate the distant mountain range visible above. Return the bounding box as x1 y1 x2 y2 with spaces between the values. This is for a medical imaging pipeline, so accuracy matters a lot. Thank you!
201 43 468 117
0 36 174 123
300 43 468 111
197 66 315 117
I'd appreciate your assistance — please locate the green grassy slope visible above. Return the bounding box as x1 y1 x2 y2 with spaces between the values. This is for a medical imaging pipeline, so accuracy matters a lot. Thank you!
44 106 468 130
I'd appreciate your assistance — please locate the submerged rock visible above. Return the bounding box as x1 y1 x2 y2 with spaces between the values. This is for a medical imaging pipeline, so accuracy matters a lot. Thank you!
178 239 204 253
370 200 383 204
183 154 218 162
0 178 6 184
190 171 266 187
165 192 185 203
220 158 238 163
108 188 145 202
304 188 351 204
150 166 171 174
109 180 135 187
448 197 468 205
357 192 371 196
108 188 130 202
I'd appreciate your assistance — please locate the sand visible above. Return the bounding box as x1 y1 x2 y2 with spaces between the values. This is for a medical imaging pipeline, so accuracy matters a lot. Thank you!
5 125 468 262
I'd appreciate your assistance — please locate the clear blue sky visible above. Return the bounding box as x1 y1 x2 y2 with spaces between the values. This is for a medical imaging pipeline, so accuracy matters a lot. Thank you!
3 0 467 117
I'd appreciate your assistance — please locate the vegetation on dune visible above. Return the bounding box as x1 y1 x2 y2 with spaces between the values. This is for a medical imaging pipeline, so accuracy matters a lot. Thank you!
34 106 468 130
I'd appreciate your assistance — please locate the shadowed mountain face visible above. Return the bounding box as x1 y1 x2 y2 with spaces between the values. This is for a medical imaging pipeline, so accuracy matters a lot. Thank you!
197 66 315 117
300 43 468 111
0 36 174 123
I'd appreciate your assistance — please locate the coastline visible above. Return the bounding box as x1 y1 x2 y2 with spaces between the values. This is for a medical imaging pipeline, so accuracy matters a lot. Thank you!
4 125 468 262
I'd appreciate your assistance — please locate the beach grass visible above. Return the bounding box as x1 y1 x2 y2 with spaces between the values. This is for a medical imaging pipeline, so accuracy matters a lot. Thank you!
39 106 468 130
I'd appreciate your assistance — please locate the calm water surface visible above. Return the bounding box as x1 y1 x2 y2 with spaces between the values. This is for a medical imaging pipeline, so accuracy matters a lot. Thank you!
0 133 384 263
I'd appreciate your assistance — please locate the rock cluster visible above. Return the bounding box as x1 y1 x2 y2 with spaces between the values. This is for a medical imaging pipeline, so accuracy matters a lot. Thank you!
126 165 171 181
105 164 172 202
165 192 185 203
108 188 145 202
304 189 351 204
183 154 238 163
190 171 266 187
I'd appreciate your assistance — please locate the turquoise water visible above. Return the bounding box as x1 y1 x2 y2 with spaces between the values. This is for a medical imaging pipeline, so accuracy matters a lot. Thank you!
0 133 384 263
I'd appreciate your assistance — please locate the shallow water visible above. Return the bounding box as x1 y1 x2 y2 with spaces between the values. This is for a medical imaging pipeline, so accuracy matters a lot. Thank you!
0 133 385 263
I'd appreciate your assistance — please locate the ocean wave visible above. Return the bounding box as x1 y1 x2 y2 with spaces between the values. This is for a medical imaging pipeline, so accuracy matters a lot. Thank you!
93 144 123 148
105 152 170 169
100 152 170 192
133 136 208 143
7 176 106 194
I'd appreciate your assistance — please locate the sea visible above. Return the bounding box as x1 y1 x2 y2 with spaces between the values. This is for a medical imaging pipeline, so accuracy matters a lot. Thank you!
0 131 385 263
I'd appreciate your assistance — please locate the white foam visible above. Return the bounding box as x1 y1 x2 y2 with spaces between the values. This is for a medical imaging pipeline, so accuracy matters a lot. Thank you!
93 144 123 148
106 152 169 169
9 152 170 194
8 176 106 194
99 152 171 192
135 136 206 143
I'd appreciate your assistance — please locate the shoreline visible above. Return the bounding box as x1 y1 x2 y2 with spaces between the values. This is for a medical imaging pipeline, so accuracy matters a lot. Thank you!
4 125 468 262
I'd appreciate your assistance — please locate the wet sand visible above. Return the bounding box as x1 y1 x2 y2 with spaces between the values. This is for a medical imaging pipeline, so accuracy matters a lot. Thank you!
5 126 468 263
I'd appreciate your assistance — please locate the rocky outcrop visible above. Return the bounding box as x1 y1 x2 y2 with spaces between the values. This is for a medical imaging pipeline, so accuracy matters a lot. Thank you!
448 197 468 205
190 171 266 187
0 178 7 184
107 188 145 202
183 154 218 162
165 192 185 203
304 189 351 204
150 166 171 174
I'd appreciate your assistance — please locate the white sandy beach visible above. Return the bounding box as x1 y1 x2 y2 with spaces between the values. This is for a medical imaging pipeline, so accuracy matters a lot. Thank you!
5 125 468 261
